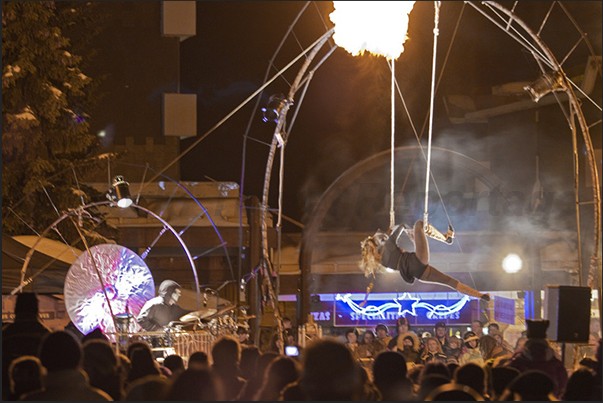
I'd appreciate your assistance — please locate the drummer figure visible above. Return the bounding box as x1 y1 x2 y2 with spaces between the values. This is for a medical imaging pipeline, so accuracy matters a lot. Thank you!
136 280 191 332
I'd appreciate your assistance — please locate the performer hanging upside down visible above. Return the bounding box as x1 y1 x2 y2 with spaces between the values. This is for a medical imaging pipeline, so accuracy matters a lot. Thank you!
360 220 490 301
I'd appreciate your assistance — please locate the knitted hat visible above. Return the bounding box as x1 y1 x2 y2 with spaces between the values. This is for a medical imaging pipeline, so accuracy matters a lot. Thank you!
435 321 446 329
375 324 388 333
526 319 549 339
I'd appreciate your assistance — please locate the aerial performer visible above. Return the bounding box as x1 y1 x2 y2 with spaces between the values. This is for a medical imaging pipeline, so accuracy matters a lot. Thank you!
360 220 490 302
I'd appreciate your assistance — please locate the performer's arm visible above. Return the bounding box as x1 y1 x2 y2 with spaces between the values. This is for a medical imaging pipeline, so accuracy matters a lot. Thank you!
137 302 161 331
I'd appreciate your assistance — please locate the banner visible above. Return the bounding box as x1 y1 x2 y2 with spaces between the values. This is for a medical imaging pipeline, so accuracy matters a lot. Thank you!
494 295 516 325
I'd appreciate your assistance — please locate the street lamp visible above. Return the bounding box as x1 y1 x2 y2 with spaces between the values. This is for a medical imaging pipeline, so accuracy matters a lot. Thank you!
502 253 523 274
107 175 133 208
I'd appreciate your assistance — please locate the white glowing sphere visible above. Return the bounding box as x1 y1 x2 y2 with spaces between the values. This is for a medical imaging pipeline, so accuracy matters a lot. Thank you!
502 253 523 273
117 197 133 208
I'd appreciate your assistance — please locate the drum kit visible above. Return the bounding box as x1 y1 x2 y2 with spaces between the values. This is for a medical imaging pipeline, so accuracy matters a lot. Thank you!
63 244 255 356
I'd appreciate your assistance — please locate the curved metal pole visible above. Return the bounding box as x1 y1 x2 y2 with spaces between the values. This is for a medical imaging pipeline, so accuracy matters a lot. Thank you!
12 201 201 311
259 27 334 353
482 0 600 299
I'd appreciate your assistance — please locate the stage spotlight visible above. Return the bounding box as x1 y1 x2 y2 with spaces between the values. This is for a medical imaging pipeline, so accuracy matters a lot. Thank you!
524 70 566 102
261 94 289 123
502 253 523 274
107 175 133 208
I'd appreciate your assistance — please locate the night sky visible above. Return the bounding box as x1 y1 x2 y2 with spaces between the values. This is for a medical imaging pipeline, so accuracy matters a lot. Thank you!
174 1 601 232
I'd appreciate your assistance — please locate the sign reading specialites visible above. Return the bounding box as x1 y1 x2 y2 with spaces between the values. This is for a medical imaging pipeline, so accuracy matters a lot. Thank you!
310 292 476 327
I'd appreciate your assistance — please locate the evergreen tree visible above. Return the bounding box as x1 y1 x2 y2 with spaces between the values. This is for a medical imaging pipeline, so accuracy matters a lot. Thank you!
2 1 107 241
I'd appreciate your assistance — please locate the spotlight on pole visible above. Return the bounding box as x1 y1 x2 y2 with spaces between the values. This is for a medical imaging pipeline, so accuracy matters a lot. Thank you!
524 70 566 102
107 175 133 208
261 94 289 123
502 253 523 274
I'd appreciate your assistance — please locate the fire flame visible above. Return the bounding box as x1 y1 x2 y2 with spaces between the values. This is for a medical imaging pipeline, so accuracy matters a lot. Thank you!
330 1 416 60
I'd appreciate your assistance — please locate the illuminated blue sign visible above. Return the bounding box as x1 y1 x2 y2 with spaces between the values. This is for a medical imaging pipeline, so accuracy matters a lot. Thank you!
328 292 474 327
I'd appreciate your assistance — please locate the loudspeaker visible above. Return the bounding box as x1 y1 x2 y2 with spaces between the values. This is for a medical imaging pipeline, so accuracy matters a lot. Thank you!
544 285 591 343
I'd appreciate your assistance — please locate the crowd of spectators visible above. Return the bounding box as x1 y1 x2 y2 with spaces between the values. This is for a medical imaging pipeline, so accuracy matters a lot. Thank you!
2 293 602 401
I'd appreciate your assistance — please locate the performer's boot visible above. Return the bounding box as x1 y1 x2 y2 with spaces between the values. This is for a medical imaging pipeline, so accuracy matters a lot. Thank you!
425 222 455 245
455 282 491 302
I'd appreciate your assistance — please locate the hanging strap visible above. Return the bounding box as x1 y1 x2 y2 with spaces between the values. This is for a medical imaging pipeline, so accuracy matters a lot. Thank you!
423 1 441 227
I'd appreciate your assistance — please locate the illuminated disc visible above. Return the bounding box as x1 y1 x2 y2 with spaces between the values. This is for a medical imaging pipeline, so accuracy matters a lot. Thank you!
64 244 155 335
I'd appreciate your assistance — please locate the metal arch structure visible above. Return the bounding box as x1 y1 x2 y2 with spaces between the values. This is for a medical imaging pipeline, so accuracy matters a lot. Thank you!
298 145 513 321
262 1 600 325
257 27 336 352
10 201 202 313
467 0 601 323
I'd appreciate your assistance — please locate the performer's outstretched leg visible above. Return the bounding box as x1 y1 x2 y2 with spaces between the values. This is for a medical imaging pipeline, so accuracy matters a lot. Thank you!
413 220 490 301
418 266 490 301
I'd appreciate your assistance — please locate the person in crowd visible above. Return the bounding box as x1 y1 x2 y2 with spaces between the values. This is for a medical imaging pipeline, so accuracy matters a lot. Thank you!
460 331 484 366
358 364 382 400
387 316 417 351
136 280 190 331
372 350 414 401
21 331 112 400
210 335 246 401
2 292 51 400
421 337 448 364
561 367 597 401
487 322 500 334
282 316 293 330
237 351 279 401
434 322 450 353
407 364 424 396
6 356 45 401
81 327 110 345
162 354 185 378
356 329 378 359
499 369 556 400
165 368 224 401
280 338 365 401
489 328 514 355
593 338 602 400
236 325 252 346
479 335 509 365
255 355 301 401
420 331 432 350
127 342 162 385
424 382 485 401
240 344 261 381
446 362 459 380
396 331 422 367
417 373 451 401
471 320 485 339
188 350 209 370
453 362 488 400
82 338 125 400
116 352 131 389
488 365 520 400
419 360 452 382
514 335 527 353
374 324 391 354
360 221 490 301
505 319 568 399
445 335 462 364
124 374 170 401
344 328 360 357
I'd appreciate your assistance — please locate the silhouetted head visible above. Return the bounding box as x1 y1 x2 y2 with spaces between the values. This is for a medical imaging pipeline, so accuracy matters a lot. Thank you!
39 331 82 372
